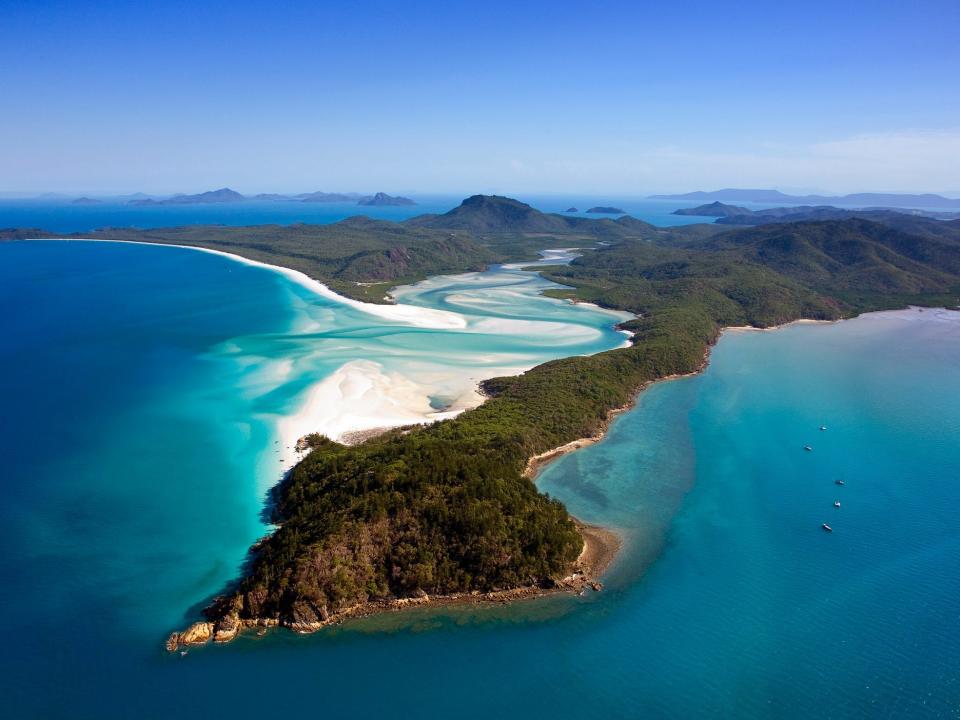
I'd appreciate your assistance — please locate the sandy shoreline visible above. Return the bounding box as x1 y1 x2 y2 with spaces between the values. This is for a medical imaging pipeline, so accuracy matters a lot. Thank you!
575 520 622 578
44 237 467 329
524 315 857 482
722 317 838 334
523 360 709 481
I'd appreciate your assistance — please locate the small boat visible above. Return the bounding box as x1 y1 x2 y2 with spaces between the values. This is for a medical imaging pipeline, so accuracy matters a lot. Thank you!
834 501 841 508
819 425 827 431
180 650 188 657
822 523 833 532
835 479 845 485
804 445 813 452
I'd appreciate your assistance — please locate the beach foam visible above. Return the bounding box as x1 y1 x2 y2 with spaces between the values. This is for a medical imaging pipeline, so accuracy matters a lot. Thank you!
48 238 635 465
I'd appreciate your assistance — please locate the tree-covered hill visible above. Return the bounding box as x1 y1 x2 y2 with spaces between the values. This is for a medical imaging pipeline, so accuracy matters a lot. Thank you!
702 219 960 304
406 194 658 239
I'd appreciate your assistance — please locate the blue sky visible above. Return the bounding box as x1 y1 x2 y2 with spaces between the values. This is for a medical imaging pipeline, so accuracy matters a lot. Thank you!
1 0 958 195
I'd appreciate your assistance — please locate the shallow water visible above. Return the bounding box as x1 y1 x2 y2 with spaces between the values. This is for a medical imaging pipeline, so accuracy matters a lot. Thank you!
2 240 958 718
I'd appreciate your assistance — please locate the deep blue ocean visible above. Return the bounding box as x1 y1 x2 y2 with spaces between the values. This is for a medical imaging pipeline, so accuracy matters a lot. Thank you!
2 237 958 718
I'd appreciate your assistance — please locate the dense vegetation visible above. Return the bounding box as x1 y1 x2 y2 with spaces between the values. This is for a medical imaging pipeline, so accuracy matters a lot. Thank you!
6 197 959 637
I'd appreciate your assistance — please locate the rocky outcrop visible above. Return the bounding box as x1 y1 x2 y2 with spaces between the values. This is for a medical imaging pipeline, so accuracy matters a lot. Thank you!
166 621 213 651
165 563 609 652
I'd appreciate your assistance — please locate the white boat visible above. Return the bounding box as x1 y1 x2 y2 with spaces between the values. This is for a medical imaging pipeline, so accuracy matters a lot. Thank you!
833 501 841 508
804 445 813 452
822 523 833 532
819 425 827 431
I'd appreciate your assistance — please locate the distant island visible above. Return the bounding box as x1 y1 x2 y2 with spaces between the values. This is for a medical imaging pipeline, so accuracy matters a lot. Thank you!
297 191 362 203
71 197 102 205
252 193 299 201
131 188 246 206
586 206 625 214
673 201 752 218
672 202 960 226
564 207 578 212
99 187 416 207
358 192 416 206
652 188 960 210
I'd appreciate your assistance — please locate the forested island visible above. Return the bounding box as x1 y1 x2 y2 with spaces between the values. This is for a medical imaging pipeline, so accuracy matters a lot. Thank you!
673 201 960 225
651 188 960 209
586 206 626 214
6 196 959 648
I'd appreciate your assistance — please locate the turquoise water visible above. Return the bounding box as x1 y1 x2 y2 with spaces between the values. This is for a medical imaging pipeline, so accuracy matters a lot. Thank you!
2 241 958 718
0 195 710 232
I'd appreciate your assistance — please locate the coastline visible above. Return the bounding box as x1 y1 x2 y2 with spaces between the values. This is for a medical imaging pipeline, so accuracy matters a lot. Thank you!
524 361 711 480
162 293 953 650
722 317 838 334
42 238 632 469
36 237 467 330
58 237 636 650
575 521 622 579
69 238 942 650
167 352 699 652
166 518 620 652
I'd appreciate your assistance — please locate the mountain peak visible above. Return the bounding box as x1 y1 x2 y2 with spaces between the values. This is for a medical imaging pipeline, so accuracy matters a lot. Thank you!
406 195 558 232
358 192 416 206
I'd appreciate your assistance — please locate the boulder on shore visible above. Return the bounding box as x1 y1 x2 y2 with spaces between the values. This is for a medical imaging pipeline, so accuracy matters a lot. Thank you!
166 621 214 651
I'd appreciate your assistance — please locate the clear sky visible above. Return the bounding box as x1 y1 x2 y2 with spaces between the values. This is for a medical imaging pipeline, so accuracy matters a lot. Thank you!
2 0 958 195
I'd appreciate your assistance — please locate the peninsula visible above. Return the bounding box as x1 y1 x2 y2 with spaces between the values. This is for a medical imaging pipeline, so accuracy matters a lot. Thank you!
7 195 959 649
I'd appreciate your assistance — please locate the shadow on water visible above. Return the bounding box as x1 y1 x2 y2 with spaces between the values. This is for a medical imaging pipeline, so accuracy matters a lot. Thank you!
178 469 290 629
